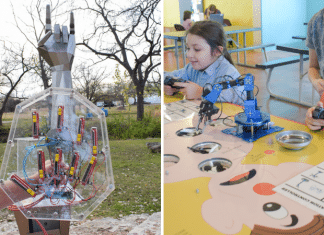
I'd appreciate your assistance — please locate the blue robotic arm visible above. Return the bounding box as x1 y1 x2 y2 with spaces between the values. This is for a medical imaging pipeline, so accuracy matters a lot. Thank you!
196 74 282 142
197 74 261 129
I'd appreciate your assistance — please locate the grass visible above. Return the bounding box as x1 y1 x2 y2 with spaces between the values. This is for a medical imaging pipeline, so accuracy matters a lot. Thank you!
91 138 161 218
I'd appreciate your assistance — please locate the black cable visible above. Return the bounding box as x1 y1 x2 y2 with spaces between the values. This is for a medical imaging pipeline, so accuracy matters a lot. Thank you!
221 115 236 127
254 84 260 97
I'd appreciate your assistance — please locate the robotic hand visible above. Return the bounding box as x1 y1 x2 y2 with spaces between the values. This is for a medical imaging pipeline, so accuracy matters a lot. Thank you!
38 5 75 88
196 75 250 132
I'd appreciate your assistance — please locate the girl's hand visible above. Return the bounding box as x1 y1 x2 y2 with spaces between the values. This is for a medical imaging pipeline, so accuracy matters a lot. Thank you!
164 85 177 96
177 81 203 100
305 101 324 130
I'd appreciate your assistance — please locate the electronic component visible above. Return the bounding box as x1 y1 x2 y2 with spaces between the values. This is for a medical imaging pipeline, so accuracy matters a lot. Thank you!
68 151 80 179
312 106 324 119
76 116 85 145
32 110 39 139
37 150 46 179
81 156 97 185
57 105 64 130
91 127 98 156
164 76 187 89
54 148 62 175
10 174 36 197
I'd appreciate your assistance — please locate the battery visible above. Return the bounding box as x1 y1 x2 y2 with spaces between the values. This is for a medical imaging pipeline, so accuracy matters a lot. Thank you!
57 105 64 130
69 151 80 178
76 116 85 145
10 174 36 197
91 127 98 156
54 148 62 175
81 156 97 185
32 110 39 139
37 150 46 179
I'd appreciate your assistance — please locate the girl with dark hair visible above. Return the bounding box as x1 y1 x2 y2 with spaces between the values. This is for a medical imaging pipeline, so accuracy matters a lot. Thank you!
204 4 221 20
164 21 245 105
182 11 192 30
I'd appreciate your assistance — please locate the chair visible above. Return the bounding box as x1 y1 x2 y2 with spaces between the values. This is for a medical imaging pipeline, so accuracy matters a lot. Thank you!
174 24 185 31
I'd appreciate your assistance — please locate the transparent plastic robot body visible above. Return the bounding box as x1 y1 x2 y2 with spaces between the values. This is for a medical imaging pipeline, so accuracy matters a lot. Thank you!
0 87 115 221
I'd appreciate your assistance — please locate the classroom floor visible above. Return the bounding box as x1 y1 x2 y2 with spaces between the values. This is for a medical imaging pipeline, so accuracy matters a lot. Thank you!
164 49 318 124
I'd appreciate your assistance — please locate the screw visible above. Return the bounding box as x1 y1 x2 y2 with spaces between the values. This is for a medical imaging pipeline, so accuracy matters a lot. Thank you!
109 184 113 189
297 178 309 188
196 189 199 194
311 171 323 178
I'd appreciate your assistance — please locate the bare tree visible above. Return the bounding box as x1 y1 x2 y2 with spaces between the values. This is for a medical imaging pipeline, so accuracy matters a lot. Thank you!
146 67 161 96
73 63 108 102
0 42 33 126
77 0 161 120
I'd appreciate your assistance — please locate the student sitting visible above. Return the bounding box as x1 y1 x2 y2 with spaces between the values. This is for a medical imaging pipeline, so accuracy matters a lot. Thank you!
164 21 245 106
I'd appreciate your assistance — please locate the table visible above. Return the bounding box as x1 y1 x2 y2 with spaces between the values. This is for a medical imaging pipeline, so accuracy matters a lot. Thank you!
164 26 262 70
164 31 187 70
275 42 315 107
164 100 324 235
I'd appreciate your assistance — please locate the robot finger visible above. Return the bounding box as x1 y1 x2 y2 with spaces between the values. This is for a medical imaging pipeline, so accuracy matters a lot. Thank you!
54 24 61 43
62 26 69 43
67 34 76 55
37 31 52 47
45 5 52 33
70 12 75 35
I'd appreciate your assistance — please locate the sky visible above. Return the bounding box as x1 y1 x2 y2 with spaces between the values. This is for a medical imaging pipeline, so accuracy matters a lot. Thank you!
0 0 161 98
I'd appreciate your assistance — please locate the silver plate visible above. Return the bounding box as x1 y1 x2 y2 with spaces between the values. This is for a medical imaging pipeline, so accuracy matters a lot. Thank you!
275 130 312 150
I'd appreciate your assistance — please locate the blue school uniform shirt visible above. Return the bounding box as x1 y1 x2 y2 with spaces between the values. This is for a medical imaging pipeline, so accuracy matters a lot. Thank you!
306 8 324 78
164 55 245 106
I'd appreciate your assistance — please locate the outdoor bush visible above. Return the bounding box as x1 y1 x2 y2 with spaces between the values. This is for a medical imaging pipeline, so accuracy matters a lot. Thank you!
107 111 161 140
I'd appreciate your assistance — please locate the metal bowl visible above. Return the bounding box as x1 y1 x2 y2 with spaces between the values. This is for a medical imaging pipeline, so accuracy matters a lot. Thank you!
189 142 222 154
176 127 202 137
275 130 312 150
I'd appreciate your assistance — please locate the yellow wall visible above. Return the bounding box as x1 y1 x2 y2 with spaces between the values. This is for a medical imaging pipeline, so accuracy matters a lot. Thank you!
164 0 180 27
163 0 260 46
204 0 255 46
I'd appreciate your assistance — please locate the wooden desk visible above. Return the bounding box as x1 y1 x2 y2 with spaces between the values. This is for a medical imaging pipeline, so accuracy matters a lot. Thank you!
164 101 324 234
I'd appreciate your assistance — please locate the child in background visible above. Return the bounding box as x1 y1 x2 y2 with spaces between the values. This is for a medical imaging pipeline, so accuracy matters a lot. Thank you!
204 4 221 20
182 11 192 30
164 21 245 106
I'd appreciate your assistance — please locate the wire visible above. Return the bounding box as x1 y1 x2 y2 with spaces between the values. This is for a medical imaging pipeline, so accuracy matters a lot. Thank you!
32 214 48 235
221 115 237 127
254 84 260 97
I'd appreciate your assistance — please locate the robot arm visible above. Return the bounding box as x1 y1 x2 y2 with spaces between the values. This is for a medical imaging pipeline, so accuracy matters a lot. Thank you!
196 74 261 132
